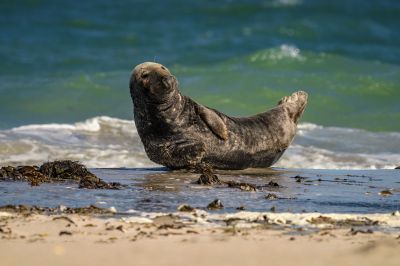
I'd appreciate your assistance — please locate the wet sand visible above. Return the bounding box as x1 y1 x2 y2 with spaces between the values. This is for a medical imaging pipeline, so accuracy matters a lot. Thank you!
1 211 400 266
1 167 399 265
1 167 399 213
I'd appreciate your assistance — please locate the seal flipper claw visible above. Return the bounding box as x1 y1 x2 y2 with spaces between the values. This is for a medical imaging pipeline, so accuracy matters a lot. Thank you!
197 105 228 140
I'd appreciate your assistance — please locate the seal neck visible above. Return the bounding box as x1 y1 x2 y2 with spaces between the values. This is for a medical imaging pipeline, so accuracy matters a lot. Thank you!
133 88 185 122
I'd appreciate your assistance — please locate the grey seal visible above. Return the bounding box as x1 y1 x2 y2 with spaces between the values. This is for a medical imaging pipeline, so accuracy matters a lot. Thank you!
129 62 307 170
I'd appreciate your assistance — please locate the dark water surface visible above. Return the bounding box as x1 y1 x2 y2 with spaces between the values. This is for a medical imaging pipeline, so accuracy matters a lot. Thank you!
1 168 399 214
1 1 399 170
1 0 400 131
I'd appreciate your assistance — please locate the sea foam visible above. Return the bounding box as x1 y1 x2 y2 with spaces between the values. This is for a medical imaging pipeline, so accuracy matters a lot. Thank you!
1 116 399 169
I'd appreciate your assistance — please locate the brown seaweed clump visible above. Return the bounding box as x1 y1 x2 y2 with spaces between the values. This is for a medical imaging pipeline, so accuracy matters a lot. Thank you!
225 181 257 192
39 160 93 181
0 160 121 189
0 204 48 215
308 215 379 227
196 173 222 185
18 166 50 185
0 204 115 216
207 199 224 210
0 165 50 186
78 175 122 190
177 204 195 212
194 165 258 191
195 165 222 185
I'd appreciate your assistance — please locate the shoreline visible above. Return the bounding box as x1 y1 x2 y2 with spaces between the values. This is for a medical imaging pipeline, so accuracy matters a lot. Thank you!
1 209 399 266
1 166 399 265
1 166 399 214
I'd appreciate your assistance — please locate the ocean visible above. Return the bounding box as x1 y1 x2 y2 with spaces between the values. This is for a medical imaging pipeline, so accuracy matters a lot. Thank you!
1 0 399 169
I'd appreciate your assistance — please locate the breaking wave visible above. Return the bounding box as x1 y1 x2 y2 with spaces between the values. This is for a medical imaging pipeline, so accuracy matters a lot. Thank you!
0 116 399 169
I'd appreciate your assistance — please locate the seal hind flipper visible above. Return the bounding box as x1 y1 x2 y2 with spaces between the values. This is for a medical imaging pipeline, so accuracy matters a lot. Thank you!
278 91 308 124
197 105 228 140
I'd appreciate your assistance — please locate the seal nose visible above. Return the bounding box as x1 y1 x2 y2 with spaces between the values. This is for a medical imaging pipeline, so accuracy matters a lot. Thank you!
162 75 175 89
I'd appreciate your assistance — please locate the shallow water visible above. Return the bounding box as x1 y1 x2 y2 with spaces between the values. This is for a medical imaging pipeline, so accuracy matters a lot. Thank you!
1 168 399 214
1 116 399 169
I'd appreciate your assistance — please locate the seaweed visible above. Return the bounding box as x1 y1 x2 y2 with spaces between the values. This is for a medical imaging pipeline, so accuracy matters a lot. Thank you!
39 160 92 180
0 160 122 189
309 215 379 226
196 173 222 185
265 193 278 200
379 190 393 196
292 175 307 183
207 199 224 210
0 204 115 216
177 204 195 212
225 181 257 191
196 165 222 185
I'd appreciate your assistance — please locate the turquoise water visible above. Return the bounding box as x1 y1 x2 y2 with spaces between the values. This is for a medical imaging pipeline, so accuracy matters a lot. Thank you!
0 0 399 169
1 0 399 130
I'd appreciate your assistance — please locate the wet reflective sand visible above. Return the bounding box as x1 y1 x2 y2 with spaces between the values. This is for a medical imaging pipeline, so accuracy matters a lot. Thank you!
1 168 399 214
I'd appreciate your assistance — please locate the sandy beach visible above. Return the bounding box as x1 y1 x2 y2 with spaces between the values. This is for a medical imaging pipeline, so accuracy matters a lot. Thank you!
1 209 400 266
1 166 399 265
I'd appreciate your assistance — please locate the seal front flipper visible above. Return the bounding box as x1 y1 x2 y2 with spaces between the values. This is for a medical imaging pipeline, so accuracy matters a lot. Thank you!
156 139 206 169
197 105 228 140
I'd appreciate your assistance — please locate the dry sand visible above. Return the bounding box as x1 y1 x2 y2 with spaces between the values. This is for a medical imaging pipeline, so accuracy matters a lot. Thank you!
1 211 399 266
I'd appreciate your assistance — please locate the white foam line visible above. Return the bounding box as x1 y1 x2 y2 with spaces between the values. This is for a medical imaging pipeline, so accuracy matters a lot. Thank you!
120 210 400 229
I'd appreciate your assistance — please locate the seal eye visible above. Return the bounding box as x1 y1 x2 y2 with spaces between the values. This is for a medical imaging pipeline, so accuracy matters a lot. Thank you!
141 72 149 79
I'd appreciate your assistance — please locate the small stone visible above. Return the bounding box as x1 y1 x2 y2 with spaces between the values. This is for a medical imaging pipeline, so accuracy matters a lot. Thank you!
265 193 278 200
196 174 221 185
59 231 72 236
293 175 306 183
207 199 223 210
177 204 195 212
267 181 280 187
270 206 276 212
349 228 373 235
225 181 257 191
236 206 245 211
379 190 393 196
116 225 124 233
395 166 400 169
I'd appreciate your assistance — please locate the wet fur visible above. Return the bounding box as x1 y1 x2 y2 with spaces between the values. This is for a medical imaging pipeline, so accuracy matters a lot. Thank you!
130 62 307 170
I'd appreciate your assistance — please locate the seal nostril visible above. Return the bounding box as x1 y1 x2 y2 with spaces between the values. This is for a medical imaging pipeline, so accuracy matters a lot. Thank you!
161 66 166 70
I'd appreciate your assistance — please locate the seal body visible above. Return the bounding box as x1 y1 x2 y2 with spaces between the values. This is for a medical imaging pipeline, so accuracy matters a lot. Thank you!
130 62 308 170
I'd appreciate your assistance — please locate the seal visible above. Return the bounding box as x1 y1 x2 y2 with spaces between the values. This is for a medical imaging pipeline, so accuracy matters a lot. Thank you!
130 62 307 170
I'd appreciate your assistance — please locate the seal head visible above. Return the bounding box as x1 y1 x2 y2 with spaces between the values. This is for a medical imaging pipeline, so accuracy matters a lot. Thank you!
130 62 178 104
